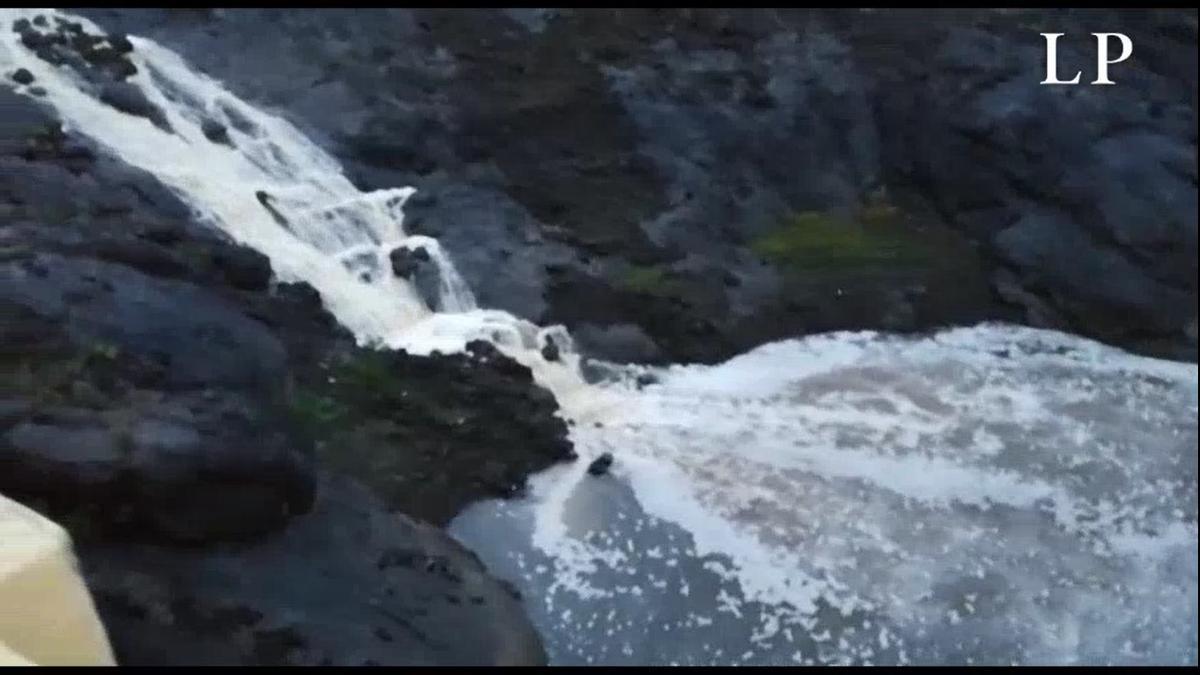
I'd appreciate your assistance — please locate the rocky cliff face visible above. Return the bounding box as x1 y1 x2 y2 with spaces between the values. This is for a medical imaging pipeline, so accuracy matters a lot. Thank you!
79 8 1198 363
0 82 562 664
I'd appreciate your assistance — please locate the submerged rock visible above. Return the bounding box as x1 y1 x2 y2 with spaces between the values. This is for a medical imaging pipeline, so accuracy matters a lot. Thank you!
98 81 171 132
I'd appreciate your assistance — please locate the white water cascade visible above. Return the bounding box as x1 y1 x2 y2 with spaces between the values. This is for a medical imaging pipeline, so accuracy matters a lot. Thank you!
3 9 1196 666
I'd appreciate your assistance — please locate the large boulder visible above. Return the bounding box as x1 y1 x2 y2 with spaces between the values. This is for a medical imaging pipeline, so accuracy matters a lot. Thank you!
81 475 547 666
0 297 313 544
297 346 575 526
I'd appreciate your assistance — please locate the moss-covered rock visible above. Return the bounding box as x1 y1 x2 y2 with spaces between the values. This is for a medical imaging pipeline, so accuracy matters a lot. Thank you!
750 208 937 273
616 264 685 297
285 344 574 526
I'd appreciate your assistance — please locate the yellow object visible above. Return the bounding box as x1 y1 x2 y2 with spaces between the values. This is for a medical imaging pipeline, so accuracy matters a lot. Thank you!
0 494 115 666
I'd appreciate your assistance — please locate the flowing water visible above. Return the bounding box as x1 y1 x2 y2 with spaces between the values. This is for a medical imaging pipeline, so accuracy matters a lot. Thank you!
3 9 1196 665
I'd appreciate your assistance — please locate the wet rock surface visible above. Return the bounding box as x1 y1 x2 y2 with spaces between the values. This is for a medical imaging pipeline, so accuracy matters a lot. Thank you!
77 8 1198 363
388 244 443 310
0 87 557 663
299 344 574 527
82 475 546 666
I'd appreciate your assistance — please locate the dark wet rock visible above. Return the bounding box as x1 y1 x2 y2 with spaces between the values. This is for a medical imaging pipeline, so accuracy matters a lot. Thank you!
270 281 337 330
87 236 190 279
212 245 272 291
99 81 172 132
578 357 627 385
0 254 288 390
10 67 34 85
16 16 138 82
200 117 230 145
254 189 290 227
301 346 574 526
0 394 315 544
108 32 133 54
572 322 663 365
635 373 658 389
465 338 500 360
540 338 560 363
388 244 430 278
389 244 442 311
80 475 546 666
587 452 614 477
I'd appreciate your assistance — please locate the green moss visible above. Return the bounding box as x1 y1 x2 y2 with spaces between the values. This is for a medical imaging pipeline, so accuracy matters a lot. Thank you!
858 202 902 227
2 340 121 406
284 349 404 442
286 388 350 441
750 209 933 272
334 349 408 404
88 341 120 362
617 264 681 297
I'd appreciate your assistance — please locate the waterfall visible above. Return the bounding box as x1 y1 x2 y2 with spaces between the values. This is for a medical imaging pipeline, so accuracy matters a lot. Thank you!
3 9 1196 666
0 8 498 351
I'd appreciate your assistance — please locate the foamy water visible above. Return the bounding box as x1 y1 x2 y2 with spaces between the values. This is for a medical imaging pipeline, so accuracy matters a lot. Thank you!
4 9 1196 665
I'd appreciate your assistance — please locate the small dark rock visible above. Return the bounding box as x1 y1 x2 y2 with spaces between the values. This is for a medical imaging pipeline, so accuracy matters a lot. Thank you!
254 190 290 227
635 372 658 389
465 339 499 359
388 245 441 310
19 30 46 50
388 245 428 278
10 68 34 85
108 33 134 54
587 452 614 477
32 45 63 67
200 117 230 145
540 339 560 362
